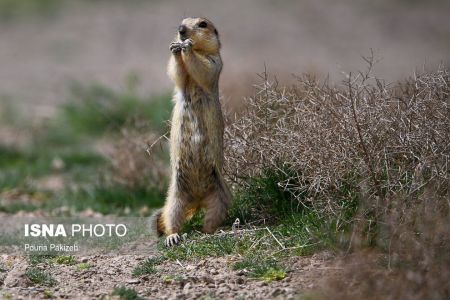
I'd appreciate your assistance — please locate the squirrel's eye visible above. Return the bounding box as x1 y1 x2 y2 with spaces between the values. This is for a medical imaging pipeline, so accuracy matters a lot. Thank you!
198 21 208 28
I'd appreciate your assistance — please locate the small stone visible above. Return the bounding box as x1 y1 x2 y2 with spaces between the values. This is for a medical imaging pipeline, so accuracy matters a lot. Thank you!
183 282 191 292
271 288 282 296
209 268 218 275
185 265 196 271
197 259 207 266
127 278 140 284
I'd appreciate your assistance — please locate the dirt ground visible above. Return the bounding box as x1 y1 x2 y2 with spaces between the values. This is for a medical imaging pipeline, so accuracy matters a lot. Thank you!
1 248 336 299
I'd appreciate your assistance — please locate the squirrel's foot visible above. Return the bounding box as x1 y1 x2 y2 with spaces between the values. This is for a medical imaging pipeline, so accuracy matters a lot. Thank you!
170 42 182 54
181 39 193 52
165 233 181 247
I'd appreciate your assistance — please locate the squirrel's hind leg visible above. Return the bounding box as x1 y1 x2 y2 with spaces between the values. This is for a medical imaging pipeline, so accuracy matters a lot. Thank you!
202 174 231 234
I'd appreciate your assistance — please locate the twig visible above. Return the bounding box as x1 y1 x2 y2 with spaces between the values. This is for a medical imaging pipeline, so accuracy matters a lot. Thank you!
348 72 383 200
146 132 169 156
176 259 184 268
248 236 266 250
265 227 285 250
272 243 321 255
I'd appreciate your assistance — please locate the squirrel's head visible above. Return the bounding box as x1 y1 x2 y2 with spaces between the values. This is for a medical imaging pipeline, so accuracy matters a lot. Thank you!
177 17 221 53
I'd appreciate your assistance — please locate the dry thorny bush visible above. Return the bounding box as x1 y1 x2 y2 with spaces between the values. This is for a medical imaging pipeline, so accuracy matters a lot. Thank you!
224 57 449 298
224 57 449 215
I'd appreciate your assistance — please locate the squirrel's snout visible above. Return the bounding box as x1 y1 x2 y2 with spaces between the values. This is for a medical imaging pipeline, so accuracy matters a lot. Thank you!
178 25 188 40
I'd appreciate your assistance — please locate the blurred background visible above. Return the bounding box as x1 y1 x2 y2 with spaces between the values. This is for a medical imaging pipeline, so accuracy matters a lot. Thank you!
0 0 449 216
1 0 449 118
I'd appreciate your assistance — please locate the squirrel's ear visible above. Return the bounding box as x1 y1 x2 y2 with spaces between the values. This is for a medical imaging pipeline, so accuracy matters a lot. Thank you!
214 29 218 36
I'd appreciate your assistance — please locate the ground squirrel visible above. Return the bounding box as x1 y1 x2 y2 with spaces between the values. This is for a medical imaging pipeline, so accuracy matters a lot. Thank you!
152 17 231 247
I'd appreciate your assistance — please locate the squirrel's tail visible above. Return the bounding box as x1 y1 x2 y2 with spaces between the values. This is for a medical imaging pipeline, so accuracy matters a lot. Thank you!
150 208 165 236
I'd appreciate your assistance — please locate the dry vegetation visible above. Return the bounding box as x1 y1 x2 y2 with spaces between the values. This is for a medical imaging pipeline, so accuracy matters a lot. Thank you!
320 192 450 300
225 55 449 213
224 57 450 298
107 119 169 190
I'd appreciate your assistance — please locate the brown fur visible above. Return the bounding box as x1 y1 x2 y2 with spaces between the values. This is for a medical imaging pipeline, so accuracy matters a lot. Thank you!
152 17 231 245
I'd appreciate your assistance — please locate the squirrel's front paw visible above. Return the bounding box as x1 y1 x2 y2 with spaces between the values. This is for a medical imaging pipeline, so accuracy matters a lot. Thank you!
170 42 182 54
181 39 193 52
